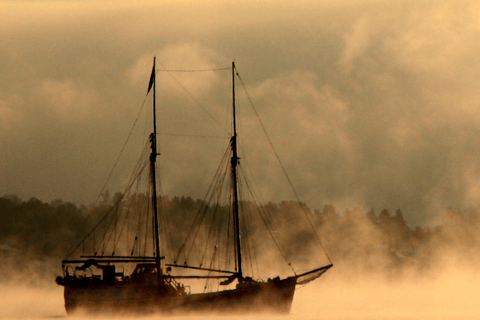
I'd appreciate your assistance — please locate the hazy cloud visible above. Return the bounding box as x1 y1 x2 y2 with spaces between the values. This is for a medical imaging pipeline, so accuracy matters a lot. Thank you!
38 79 101 121
2 0 480 226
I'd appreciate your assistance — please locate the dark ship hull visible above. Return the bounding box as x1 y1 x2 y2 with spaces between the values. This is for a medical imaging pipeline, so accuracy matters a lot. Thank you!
63 277 296 315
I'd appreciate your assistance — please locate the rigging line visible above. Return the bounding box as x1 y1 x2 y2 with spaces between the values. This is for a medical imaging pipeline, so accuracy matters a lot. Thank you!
143 188 151 257
173 145 231 263
156 60 229 135
131 190 146 257
206 245 219 289
199 204 219 266
235 71 299 199
224 197 233 272
157 189 175 259
157 67 230 72
239 188 259 278
237 183 253 276
155 172 171 254
132 196 144 256
239 165 295 274
64 95 150 259
67 195 123 258
133 192 150 256
131 174 148 254
158 132 228 139
113 179 148 255
199 167 229 266
186 161 230 264
235 70 332 265
100 205 120 255
97 95 150 212
202 169 230 266
220 176 232 249
66 145 151 258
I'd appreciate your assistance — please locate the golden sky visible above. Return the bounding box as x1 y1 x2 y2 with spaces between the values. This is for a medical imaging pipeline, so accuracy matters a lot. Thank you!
2 0 480 226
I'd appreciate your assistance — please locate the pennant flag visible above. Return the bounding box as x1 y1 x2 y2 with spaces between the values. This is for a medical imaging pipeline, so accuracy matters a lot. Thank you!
147 65 155 94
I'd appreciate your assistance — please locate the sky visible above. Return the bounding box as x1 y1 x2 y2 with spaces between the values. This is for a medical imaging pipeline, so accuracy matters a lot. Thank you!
2 0 480 226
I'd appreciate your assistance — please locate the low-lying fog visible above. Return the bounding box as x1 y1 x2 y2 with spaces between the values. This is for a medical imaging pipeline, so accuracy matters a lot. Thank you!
1 260 476 320
1 196 479 319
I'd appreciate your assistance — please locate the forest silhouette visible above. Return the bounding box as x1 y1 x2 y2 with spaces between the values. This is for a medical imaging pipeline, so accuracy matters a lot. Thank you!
0 193 477 285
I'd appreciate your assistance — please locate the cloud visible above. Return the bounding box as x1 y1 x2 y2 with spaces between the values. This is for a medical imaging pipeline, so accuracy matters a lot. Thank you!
0 96 23 129
37 79 101 122
2 0 480 227
240 70 354 201
339 14 371 74
128 43 228 97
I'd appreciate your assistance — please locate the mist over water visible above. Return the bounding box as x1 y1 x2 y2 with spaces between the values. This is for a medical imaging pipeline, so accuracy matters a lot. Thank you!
293 266 480 320
0 284 63 319
0 196 479 319
1 261 477 320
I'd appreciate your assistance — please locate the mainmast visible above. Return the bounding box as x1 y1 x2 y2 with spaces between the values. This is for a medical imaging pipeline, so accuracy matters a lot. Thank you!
231 62 243 280
149 57 162 282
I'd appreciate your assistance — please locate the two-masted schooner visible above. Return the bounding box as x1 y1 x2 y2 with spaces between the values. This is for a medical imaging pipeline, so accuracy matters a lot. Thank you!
55 59 333 315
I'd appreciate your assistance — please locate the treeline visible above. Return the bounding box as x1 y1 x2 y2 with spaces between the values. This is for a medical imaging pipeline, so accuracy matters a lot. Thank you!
0 194 478 283
0 195 86 258
313 204 480 277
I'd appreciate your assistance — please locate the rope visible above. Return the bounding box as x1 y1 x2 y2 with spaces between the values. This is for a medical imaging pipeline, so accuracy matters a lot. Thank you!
157 67 230 72
158 132 228 139
156 61 229 135
235 69 332 265
238 165 295 274
64 94 150 259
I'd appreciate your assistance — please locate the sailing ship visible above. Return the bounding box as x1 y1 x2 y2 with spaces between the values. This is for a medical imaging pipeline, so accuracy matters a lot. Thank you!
55 59 333 315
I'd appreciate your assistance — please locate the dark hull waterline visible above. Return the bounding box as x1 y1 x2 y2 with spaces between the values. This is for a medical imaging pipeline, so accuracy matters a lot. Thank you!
64 277 297 315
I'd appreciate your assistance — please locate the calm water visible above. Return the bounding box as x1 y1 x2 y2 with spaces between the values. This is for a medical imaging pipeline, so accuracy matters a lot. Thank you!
1 269 477 320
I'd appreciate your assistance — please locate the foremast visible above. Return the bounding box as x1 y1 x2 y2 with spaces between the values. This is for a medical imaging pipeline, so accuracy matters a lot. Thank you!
231 62 243 281
149 57 162 283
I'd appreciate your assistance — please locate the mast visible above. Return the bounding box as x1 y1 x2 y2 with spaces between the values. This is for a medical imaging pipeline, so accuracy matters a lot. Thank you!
231 62 243 280
149 57 162 282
